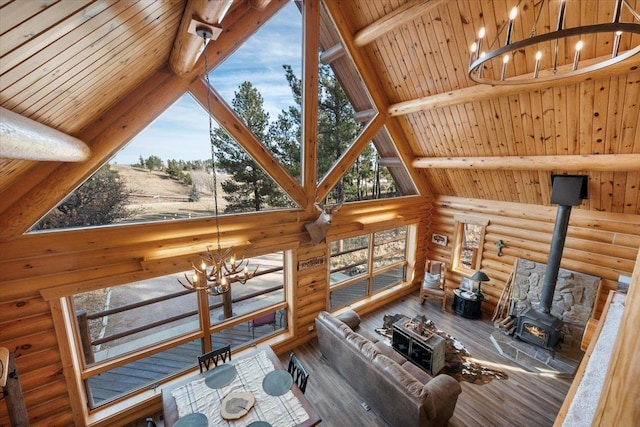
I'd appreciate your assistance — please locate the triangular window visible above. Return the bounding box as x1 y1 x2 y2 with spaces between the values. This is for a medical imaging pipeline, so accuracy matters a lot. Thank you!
317 2 416 202
326 127 418 203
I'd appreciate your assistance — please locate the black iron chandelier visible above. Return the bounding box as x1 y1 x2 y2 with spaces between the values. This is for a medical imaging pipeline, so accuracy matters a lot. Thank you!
468 0 640 85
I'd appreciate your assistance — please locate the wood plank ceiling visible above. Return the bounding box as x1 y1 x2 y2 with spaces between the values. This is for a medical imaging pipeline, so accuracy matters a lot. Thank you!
1 0 639 222
341 0 640 214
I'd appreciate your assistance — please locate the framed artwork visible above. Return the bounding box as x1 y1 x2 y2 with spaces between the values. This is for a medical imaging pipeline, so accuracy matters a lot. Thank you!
459 277 474 292
431 233 448 246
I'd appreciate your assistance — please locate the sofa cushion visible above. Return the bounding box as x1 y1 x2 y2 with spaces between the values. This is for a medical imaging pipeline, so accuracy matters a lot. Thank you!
373 354 421 395
373 354 437 419
402 361 433 385
357 328 381 344
337 309 361 329
317 311 352 338
345 331 379 360
375 341 407 365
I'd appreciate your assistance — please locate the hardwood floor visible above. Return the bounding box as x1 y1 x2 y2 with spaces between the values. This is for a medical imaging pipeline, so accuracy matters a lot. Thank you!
280 293 573 427
134 293 573 427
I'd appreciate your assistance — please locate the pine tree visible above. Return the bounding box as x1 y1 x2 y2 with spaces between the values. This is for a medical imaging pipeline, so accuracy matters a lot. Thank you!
212 82 280 213
317 64 360 202
188 185 201 202
33 164 132 230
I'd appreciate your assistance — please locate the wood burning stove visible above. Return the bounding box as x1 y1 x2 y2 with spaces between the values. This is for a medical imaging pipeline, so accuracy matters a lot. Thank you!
515 307 563 351
514 175 587 353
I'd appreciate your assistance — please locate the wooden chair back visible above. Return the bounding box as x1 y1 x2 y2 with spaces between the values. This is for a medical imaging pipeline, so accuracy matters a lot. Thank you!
198 344 231 373
420 261 447 310
287 352 309 394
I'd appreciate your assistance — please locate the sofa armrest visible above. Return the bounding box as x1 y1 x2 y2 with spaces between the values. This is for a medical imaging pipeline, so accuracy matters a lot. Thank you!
423 374 462 424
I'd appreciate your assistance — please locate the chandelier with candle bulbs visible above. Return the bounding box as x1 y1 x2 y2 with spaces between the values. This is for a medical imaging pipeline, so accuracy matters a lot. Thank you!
468 0 640 85
177 27 258 296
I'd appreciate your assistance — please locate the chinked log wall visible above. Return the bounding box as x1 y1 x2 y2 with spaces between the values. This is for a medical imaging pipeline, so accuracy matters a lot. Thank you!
428 196 639 318
0 198 430 426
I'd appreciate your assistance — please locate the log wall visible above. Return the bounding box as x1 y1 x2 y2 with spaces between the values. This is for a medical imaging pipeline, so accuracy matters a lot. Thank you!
0 197 430 426
428 196 640 318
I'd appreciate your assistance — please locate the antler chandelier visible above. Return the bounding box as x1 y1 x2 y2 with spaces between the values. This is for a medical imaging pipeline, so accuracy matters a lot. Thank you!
178 27 258 296
468 0 640 85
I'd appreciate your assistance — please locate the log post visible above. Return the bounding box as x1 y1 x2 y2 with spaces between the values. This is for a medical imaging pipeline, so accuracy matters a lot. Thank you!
222 290 233 319
75 310 95 364
4 352 30 426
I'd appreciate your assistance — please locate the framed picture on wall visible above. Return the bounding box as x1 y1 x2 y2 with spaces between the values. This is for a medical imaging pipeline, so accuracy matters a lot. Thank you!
459 277 474 292
431 233 448 246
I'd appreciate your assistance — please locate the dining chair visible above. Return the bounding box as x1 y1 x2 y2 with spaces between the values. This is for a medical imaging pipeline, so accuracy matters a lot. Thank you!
198 344 231 373
248 312 277 338
145 417 157 427
419 260 447 310
287 352 309 394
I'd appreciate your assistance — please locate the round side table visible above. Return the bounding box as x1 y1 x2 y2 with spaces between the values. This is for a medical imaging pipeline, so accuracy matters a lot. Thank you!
452 288 483 319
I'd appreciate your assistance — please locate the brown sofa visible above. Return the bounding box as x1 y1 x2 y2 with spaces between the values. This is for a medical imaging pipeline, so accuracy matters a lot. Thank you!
315 309 461 427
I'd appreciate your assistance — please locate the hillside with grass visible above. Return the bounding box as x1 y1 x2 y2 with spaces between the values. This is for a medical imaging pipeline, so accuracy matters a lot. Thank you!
113 164 228 222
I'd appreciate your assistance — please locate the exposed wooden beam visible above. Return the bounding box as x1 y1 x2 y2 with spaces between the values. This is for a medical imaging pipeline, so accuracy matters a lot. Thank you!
353 108 376 123
302 0 320 209
353 0 446 47
412 154 640 171
249 0 272 10
169 0 230 77
378 157 403 167
0 107 91 162
319 43 345 65
389 60 640 116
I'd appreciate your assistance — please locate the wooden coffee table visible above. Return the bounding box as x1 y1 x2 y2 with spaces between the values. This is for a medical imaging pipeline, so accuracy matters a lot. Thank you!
391 317 445 375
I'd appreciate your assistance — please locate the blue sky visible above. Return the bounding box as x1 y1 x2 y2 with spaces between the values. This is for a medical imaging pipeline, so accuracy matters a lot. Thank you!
113 2 303 165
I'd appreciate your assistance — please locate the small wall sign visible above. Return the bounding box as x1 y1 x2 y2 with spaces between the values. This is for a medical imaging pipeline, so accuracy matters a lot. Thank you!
431 233 448 246
298 256 326 271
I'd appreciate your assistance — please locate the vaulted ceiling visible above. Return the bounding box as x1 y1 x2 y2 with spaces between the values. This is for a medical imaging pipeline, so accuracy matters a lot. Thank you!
1 0 639 239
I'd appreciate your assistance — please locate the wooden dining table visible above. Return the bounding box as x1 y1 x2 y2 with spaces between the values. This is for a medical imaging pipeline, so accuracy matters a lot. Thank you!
162 345 321 427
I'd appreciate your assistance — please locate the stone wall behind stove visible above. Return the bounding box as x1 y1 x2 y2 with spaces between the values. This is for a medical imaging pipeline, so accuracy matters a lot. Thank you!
510 259 601 348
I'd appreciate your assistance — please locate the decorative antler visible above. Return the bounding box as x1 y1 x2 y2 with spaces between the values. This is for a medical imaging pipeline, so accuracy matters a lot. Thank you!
177 246 259 295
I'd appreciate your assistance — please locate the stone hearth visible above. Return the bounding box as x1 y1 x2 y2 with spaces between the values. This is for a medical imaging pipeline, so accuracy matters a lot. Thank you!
511 259 600 349
490 258 601 376
490 330 582 376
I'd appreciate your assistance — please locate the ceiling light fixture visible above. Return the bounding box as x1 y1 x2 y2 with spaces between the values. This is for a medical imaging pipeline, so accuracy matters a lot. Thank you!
178 28 258 296
468 0 640 85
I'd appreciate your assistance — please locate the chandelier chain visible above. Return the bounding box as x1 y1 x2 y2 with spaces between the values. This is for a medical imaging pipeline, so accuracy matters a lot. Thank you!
202 35 223 254
176 31 258 296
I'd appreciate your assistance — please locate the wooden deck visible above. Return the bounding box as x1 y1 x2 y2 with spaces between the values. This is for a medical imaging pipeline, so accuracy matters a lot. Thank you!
88 316 287 406
127 293 574 426
90 285 361 407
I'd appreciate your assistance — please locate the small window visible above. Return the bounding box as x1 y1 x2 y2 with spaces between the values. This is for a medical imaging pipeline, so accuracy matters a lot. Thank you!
452 216 488 273
328 225 411 310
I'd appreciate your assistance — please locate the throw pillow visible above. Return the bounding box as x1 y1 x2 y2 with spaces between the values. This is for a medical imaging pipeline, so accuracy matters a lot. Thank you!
423 272 441 289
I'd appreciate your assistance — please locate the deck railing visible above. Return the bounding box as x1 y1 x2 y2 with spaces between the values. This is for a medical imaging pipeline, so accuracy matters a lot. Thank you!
76 283 284 361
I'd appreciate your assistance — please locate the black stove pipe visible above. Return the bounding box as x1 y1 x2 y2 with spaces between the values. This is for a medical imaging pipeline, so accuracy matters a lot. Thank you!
538 204 572 313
